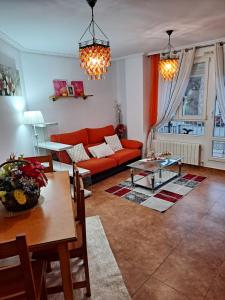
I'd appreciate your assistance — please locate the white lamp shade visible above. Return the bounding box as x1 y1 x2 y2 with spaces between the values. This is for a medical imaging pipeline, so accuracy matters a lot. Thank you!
23 111 44 125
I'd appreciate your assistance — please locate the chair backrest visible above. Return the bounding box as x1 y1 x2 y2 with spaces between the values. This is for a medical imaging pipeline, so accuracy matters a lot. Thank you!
72 162 80 201
0 234 37 299
72 162 87 240
72 162 84 218
25 154 53 173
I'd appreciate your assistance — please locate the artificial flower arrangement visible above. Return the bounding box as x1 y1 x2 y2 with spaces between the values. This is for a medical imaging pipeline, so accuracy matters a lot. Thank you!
0 155 48 212
115 124 127 139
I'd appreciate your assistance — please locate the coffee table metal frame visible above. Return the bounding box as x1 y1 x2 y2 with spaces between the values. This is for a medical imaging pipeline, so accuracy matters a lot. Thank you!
127 157 182 192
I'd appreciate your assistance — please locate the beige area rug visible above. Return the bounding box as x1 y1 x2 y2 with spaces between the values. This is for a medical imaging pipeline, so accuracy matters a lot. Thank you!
48 216 131 300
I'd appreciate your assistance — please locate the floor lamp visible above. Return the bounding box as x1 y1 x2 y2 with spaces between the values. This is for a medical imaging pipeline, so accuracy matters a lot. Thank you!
23 111 44 155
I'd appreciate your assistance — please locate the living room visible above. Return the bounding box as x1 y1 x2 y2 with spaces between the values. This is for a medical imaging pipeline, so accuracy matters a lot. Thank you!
0 0 225 299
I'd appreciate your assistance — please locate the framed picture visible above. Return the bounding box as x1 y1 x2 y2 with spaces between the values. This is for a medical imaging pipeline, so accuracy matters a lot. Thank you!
53 79 67 96
67 85 74 96
0 64 21 96
71 81 84 97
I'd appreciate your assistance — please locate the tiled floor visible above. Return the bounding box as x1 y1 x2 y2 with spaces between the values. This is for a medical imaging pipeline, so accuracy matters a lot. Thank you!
86 165 225 300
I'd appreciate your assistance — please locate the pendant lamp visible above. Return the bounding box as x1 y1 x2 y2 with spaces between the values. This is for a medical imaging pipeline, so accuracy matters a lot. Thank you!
159 30 179 80
79 0 111 80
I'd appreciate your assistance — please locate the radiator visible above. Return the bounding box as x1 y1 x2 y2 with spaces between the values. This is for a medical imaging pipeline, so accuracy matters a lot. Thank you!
152 140 200 166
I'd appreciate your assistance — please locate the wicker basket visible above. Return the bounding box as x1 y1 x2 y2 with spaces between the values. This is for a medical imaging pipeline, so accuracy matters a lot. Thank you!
0 160 40 212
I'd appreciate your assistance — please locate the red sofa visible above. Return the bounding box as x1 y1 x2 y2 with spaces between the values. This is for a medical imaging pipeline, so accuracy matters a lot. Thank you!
51 125 142 182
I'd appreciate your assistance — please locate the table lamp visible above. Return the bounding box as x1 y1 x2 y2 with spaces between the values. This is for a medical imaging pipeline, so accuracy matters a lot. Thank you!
23 111 44 154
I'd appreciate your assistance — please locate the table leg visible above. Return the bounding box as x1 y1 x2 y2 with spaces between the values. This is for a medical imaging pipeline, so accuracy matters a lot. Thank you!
131 168 134 186
159 168 162 180
151 174 155 192
58 243 74 300
178 160 182 176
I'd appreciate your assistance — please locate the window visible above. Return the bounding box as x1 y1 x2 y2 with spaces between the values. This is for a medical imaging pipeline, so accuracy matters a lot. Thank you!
212 99 225 158
158 120 204 135
178 60 208 120
212 141 225 158
157 58 209 136
213 99 225 137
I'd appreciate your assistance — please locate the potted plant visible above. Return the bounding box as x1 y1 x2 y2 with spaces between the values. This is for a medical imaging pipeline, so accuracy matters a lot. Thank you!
0 155 47 212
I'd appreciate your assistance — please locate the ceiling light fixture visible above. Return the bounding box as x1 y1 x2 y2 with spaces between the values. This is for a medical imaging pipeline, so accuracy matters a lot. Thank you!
79 0 111 80
159 30 179 80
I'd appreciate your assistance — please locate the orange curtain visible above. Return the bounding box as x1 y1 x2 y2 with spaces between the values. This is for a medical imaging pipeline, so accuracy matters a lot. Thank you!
149 54 160 127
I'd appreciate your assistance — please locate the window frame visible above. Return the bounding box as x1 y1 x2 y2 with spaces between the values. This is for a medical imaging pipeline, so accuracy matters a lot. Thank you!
175 56 209 122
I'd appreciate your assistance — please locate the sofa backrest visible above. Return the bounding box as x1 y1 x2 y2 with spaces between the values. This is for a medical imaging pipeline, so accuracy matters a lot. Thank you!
87 125 115 144
51 128 89 146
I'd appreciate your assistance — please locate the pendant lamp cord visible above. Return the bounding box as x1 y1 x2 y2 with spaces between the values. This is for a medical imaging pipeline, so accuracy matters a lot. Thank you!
168 34 171 52
91 7 95 43
79 0 110 43
166 30 173 58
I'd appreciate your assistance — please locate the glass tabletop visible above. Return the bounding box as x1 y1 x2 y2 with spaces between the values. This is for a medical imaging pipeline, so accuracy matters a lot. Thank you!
127 156 182 172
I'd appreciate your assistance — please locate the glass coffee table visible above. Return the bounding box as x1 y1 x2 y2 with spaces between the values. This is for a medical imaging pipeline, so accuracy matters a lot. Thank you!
127 156 182 192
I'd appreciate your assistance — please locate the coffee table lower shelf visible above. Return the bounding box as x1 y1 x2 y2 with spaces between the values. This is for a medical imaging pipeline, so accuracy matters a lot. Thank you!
133 170 180 192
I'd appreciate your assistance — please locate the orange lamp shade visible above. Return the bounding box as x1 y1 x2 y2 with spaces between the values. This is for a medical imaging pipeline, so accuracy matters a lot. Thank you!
159 58 179 80
79 44 111 80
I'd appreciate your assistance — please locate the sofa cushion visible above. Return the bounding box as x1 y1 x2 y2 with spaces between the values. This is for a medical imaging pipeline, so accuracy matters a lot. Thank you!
87 125 115 144
66 143 90 162
105 134 123 152
109 148 141 165
84 143 101 156
88 143 114 158
77 157 117 175
54 151 72 164
121 139 143 149
51 128 88 146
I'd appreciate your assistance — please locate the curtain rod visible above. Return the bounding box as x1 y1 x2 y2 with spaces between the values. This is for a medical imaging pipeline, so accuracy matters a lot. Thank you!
147 41 224 57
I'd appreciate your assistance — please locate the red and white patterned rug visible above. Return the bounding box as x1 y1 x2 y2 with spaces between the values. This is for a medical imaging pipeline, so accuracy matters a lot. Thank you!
105 173 206 213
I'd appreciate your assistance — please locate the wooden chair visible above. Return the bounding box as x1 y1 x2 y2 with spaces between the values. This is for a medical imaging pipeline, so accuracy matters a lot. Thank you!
32 163 91 297
72 162 84 216
0 234 47 300
24 155 53 173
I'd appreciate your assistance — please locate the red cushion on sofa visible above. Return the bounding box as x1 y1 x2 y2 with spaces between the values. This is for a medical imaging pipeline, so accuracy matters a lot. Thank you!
51 128 88 146
109 148 141 165
121 139 143 149
53 151 72 164
77 157 117 175
87 125 115 144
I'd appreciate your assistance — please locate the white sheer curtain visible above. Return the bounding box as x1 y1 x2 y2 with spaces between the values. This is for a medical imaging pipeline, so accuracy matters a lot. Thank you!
147 48 195 155
156 48 195 126
215 43 225 122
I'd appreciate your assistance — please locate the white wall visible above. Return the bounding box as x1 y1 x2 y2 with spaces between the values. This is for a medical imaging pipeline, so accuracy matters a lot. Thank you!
111 60 127 124
113 54 149 143
125 55 144 141
0 38 33 162
143 55 150 142
21 52 116 135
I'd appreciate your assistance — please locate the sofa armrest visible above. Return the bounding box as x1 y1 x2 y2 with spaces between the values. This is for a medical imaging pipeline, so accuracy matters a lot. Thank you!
121 139 143 149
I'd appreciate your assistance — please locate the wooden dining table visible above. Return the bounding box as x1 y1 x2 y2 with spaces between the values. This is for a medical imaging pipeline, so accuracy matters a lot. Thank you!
0 171 76 300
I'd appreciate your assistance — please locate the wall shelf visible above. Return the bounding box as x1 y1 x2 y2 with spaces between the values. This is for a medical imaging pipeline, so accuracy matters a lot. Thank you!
49 94 93 102
34 122 58 128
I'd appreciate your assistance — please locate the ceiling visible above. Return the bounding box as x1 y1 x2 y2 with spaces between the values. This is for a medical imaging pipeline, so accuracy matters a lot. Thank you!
0 0 225 58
